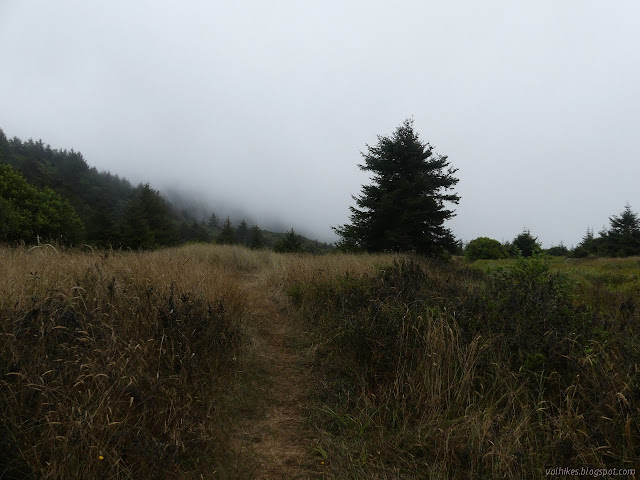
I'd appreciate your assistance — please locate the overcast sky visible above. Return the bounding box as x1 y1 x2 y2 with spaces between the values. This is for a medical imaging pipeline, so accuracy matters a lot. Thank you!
1 1 639 246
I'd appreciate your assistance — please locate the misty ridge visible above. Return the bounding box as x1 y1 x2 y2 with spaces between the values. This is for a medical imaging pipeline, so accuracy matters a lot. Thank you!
0 127 333 253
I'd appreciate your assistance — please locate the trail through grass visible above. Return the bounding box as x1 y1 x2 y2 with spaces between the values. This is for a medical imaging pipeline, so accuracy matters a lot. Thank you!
220 250 397 478
224 272 316 478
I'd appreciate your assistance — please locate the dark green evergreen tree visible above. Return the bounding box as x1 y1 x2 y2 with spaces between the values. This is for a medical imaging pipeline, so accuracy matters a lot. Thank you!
178 220 211 243
249 225 265 249
599 204 640 257
0 128 8 162
120 184 177 249
136 184 178 246
86 198 120 247
207 211 219 229
304 240 320 254
121 195 153 249
237 220 249 246
218 216 237 245
274 228 304 253
192 221 210 242
510 229 541 257
333 119 460 255
573 228 598 258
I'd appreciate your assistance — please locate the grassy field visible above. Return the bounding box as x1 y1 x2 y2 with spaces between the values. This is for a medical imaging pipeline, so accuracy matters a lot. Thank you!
291 254 640 478
1 245 638 478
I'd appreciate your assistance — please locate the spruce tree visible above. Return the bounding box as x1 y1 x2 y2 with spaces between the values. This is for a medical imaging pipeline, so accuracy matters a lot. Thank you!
121 195 153 249
137 184 177 246
510 229 541 257
600 204 640 256
574 227 597 257
178 220 211 243
609 204 640 235
0 128 8 161
86 198 120 247
249 225 265 249
207 212 219 229
237 219 249 246
274 228 304 253
218 216 237 245
333 119 460 255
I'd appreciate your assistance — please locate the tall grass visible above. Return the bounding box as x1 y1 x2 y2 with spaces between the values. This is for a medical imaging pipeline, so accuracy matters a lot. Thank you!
0 244 255 479
4 244 638 478
288 256 640 478
0 243 401 479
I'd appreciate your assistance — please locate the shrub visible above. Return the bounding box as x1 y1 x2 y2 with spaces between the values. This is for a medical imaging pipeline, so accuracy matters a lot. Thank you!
546 244 569 256
482 252 584 372
572 246 590 258
465 236 507 261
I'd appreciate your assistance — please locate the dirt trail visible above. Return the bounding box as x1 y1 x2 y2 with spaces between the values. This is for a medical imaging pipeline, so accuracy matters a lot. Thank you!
228 273 318 479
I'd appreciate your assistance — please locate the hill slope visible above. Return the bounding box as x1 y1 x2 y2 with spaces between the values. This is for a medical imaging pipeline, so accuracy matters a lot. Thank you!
0 128 332 251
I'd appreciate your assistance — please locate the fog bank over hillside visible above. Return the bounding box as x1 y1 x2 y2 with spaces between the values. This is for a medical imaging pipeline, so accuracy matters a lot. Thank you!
160 186 318 241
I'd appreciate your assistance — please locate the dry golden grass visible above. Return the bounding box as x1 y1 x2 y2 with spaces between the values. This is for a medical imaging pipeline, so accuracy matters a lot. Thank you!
0 243 402 479
0 244 261 478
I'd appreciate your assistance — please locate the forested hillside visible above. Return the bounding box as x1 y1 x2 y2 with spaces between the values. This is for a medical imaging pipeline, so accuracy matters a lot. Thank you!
0 128 331 251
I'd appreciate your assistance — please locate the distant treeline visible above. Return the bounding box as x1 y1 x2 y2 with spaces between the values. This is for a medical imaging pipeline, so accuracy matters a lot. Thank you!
0 128 332 252
465 204 640 260
571 205 640 257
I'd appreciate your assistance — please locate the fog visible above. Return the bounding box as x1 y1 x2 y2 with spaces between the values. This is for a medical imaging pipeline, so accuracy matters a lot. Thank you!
1 1 639 246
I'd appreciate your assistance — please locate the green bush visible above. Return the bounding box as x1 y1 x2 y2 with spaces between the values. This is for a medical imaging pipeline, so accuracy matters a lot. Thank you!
546 244 569 256
482 253 585 372
465 236 507 261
